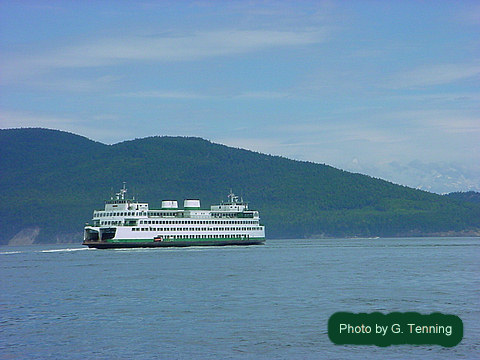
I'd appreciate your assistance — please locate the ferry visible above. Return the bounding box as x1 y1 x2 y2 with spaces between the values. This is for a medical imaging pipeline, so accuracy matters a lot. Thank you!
83 185 265 248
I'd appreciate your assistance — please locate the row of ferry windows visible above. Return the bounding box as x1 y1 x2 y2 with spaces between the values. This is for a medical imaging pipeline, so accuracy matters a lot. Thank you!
97 212 146 217
139 220 256 225
132 227 262 232
95 213 257 223
158 235 249 239
96 212 250 218
99 220 257 226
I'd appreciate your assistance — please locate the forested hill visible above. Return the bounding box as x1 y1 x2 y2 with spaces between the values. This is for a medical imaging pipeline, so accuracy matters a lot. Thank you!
445 191 480 204
1 128 480 244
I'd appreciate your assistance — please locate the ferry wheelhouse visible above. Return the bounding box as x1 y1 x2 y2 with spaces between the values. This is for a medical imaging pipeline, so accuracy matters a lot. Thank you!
83 185 265 248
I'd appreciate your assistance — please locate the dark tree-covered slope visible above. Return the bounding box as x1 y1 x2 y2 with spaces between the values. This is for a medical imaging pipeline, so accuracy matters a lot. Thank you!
1 128 479 244
445 191 480 204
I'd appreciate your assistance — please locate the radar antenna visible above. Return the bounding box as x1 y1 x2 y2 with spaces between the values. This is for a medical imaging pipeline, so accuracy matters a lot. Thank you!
228 189 239 203
116 182 127 200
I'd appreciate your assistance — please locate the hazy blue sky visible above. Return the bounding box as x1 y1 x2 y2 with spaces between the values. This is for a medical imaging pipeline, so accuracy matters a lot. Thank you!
1 1 479 193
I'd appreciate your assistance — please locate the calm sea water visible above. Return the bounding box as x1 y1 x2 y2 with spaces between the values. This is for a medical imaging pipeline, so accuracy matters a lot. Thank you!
1 238 479 359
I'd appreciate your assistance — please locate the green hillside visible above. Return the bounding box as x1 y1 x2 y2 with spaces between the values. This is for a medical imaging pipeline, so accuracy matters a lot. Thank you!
1 128 479 244
445 191 480 204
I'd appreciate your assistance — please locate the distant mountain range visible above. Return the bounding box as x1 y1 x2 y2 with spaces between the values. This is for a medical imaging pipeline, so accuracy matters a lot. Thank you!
344 159 480 194
1 128 479 244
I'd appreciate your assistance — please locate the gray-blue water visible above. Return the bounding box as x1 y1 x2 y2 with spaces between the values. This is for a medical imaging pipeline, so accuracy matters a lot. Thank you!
1 238 479 359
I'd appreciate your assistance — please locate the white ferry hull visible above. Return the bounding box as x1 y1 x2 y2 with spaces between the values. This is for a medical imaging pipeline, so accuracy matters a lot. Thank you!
83 225 265 248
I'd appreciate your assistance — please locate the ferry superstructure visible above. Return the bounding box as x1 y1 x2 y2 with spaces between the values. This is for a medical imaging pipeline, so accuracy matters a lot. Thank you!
83 185 265 248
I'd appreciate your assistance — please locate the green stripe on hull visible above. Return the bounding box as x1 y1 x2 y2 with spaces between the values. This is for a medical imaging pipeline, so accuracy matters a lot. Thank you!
83 237 265 248
105 237 265 244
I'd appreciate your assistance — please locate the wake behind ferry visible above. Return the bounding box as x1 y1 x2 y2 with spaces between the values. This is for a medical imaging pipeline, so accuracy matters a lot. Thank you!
83 185 265 248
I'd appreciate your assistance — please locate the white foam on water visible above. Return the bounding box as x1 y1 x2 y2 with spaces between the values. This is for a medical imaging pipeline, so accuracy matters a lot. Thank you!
40 248 90 253
111 248 152 252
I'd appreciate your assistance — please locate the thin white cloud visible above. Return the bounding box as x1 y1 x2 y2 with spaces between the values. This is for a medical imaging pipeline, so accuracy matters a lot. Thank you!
2 29 327 83
217 119 412 167
0 110 76 128
27 75 121 92
390 92 480 103
0 110 128 142
234 91 290 99
426 115 480 134
117 89 291 100
274 121 408 145
387 109 480 135
117 91 208 99
390 63 480 88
